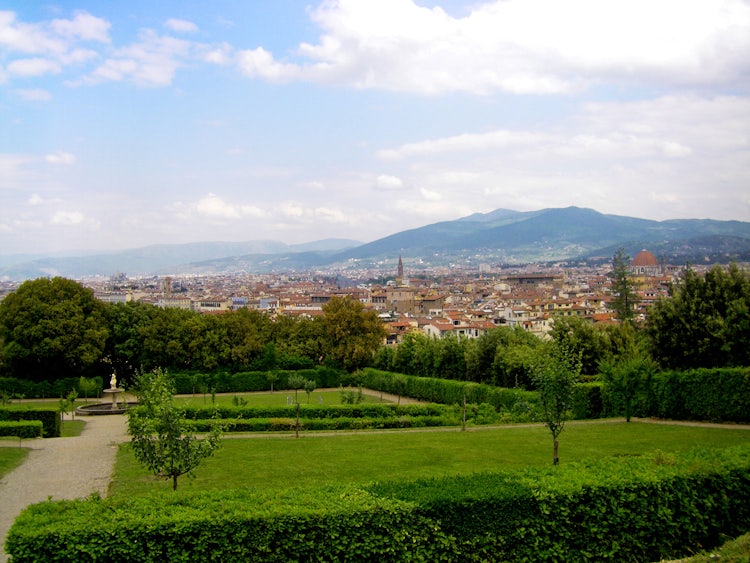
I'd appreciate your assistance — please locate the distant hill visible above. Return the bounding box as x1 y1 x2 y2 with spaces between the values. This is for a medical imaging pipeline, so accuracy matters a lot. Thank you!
0 239 361 280
1 207 749 280
330 207 750 267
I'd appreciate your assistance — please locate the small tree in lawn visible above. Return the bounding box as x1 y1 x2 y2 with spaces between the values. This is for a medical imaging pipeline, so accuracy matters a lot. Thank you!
266 370 279 393
78 376 98 403
287 373 306 438
533 342 581 466
304 378 316 404
600 344 655 422
127 368 221 491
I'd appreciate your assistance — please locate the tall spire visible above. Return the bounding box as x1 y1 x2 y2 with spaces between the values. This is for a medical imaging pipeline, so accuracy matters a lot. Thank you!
397 256 404 282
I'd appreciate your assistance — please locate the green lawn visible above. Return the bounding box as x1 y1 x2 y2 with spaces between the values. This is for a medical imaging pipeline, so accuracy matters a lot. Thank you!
109 420 750 497
0 447 29 479
173 388 383 408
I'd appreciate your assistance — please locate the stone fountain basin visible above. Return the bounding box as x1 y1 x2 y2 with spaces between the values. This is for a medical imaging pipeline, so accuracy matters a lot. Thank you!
76 401 137 415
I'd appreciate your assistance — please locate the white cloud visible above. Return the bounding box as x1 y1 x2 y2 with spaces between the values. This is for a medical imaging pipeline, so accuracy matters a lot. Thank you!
375 174 404 190
7 58 61 76
234 0 750 94
236 47 301 82
374 95 750 222
164 18 199 34
51 210 85 225
45 151 76 165
50 11 110 43
75 28 194 87
0 10 109 59
175 193 267 221
419 187 442 201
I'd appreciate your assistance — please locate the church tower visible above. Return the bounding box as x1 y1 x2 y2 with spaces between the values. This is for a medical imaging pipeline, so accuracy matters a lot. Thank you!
397 256 404 283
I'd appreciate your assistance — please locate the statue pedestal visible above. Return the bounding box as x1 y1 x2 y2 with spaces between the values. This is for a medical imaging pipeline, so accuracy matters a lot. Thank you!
102 388 124 410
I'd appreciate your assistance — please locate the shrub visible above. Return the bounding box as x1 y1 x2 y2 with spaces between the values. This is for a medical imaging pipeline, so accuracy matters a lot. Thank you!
0 420 43 439
7 446 750 562
0 407 60 437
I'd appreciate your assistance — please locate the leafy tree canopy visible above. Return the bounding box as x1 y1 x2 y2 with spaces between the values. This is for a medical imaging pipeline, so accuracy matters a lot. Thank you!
0 277 108 381
646 264 750 369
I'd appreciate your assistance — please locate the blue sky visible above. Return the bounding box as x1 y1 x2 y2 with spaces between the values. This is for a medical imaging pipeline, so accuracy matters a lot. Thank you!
1 0 749 255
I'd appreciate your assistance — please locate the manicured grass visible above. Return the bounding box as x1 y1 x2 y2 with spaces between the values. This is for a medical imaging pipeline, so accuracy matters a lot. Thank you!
174 388 383 408
61 420 86 437
109 420 750 497
0 447 29 479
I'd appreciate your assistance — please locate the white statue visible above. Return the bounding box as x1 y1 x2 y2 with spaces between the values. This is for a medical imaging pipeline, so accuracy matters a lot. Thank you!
110 373 117 389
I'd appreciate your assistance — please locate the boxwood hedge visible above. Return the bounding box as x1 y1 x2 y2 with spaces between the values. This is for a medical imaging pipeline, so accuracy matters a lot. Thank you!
7 445 750 562
0 407 60 438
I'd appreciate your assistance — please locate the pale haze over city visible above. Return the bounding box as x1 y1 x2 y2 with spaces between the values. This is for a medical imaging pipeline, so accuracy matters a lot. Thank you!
1 0 749 256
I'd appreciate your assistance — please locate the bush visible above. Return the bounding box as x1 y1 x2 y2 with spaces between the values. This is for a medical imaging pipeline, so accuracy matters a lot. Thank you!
8 446 750 562
0 407 60 437
0 420 43 439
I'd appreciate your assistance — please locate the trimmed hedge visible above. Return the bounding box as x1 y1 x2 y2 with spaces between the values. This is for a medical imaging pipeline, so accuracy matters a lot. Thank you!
645 367 750 423
357 368 538 412
170 366 346 395
0 420 43 439
0 407 60 438
0 377 101 400
179 403 450 421
186 414 458 433
7 446 750 562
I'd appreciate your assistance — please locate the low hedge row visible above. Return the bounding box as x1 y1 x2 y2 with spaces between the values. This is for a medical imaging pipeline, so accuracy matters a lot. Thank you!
0 407 60 438
8 446 750 562
186 414 458 433
0 377 102 400
357 368 538 411
179 403 450 420
170 366 346 395
0 420 43 439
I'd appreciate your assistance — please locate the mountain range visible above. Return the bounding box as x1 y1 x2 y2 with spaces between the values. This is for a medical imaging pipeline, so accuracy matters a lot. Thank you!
2 207 750 280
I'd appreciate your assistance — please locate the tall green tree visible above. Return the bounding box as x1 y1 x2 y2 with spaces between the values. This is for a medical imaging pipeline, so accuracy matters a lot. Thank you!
127 368 221 491
646 264 750 369
318 296 387 371
533 342 582 465
0 277 108 381
610 248 637 323
550 316 612 377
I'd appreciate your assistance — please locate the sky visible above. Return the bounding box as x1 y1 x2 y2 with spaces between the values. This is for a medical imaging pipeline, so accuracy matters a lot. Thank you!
1 0 749 256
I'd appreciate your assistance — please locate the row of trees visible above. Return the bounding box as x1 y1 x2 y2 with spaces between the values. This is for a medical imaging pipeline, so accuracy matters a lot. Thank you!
0 262 747 387
0 278 386 384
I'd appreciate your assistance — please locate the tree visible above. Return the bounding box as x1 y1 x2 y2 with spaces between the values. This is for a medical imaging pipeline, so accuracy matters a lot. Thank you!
0 277 109 381
600 343 655 422
533 342 581 465
610 248 637 323
127 368 221 491
78 376 99 403
646 264 750 369
549 316 612 378
304 378 316 403
318 296 387 371
287 373 306 438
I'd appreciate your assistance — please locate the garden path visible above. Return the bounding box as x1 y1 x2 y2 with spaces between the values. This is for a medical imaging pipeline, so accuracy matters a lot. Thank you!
0 414 129 563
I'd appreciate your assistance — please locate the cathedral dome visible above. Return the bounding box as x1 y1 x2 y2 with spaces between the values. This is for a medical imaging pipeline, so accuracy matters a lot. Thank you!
632 249 658 267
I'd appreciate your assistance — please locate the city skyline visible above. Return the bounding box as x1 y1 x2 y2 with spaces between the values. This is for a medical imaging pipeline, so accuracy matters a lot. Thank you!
2 0 749 255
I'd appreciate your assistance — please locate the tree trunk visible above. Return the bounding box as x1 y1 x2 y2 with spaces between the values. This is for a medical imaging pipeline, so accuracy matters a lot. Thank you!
462 392 467 432
553 438 559 466
172 474 178 491
295 402 300 439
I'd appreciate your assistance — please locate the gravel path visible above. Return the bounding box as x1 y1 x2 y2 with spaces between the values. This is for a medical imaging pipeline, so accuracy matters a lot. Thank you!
0 415 129 563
